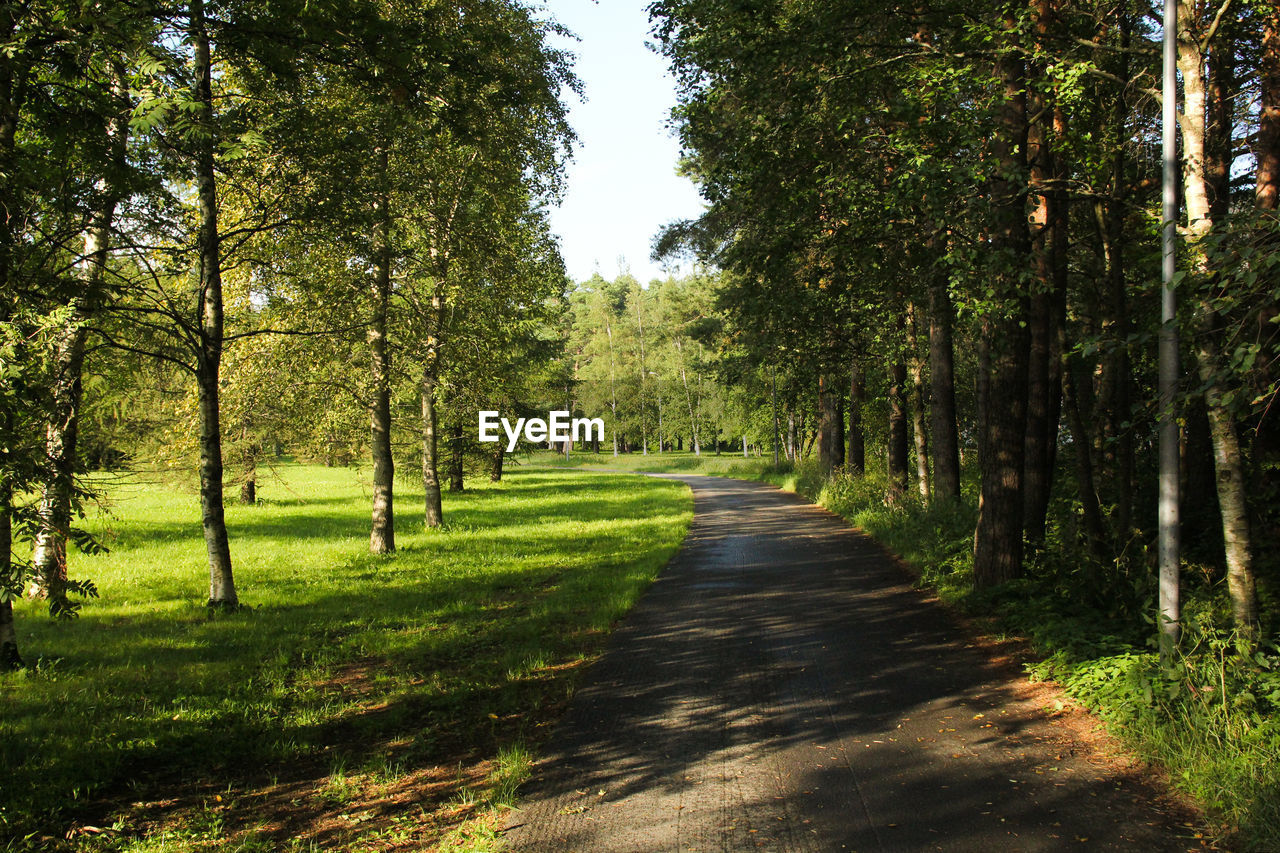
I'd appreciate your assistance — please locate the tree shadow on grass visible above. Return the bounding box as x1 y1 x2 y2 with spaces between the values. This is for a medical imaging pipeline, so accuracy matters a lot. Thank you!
0 469 691 850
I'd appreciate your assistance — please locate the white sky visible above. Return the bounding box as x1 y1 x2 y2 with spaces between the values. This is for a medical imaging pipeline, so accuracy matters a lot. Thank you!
538 0 706 285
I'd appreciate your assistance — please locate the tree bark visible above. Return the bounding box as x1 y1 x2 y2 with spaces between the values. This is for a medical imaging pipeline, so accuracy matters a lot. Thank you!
927 239 960 500
906 303 930 501
1 484 20 670
368 152 395 555
491 443 505 482
1023 67 1056 549
453 423 467 481
1180 10 1260 638
887 359 909 501
973 31 1032 588
421 368 443 528
1260 0 1280 210
192 0 236 607
786 409 797 462
847 355 865 475
818 374 844 474
1063 356 1110 560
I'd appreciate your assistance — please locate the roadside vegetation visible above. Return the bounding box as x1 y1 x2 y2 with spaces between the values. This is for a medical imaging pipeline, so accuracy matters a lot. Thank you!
1 465 691 851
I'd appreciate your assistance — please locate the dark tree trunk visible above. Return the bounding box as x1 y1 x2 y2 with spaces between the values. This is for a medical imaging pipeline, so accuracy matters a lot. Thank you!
491 444 504 482
421 369 443 528
906 303 930 501
973 34 1032 588
927 237 961 500
448 424 464 492
887 359 909 501
1 485 20 670
240 474 256 505
1063 357 1110 560
192 0 236 606
817 375 844 474
847 355 865 475
1182 396 1220 553
1022 38 1066 550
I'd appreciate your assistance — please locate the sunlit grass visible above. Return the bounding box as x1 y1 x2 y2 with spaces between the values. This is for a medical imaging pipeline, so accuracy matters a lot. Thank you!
1 465 690 851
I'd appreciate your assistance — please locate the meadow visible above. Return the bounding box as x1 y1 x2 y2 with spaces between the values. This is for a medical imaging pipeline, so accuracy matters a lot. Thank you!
1 464 691 851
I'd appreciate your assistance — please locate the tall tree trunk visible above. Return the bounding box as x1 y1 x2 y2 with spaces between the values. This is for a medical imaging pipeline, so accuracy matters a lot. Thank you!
786 408 797 462
847 356 865 475
448 424 464 492
887 359 909 501
1098 78 1134 539
817 375 844 474
421 368 443 528
1023 31 1060 549
1 483 19 670
31 64 128 601
491 443 505 482
240 458 257 504
973 32 1032 588
192 0 236 606
1063 356 1110 560
368 153 395 555
678 340 700 455
1180 12 1260 638
927 238 961 500
906 303 930 500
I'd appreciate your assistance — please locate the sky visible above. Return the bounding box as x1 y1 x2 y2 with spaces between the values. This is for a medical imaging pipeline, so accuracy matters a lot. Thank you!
537 0 706 285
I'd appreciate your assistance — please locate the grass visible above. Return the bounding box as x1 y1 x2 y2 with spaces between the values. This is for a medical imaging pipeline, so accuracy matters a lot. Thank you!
0 464 691 852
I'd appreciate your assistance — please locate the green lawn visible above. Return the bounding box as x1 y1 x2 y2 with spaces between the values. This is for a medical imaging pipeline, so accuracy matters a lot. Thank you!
1 465 691 852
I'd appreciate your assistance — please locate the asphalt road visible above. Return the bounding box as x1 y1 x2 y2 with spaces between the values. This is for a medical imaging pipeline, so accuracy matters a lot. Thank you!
502 475 1192 852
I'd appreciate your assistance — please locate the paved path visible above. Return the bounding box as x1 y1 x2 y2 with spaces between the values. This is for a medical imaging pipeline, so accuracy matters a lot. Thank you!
503 475 1191 852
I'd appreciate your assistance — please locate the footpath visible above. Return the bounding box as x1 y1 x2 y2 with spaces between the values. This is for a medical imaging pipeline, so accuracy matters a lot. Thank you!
503 475 1195 852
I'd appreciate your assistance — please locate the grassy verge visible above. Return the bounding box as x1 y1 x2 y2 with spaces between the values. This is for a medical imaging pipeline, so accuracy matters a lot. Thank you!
542 449 1280 850
1 465 691 852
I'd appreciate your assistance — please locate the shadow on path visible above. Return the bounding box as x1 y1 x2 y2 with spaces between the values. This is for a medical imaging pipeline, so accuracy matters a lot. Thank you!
503 476 1194 852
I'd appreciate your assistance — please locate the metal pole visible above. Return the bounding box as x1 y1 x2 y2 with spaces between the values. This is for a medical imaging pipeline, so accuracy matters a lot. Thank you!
1158 0 1181 657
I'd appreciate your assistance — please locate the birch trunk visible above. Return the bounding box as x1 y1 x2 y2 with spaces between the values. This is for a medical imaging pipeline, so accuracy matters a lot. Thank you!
1180 10 1260 637
368 153 395 555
